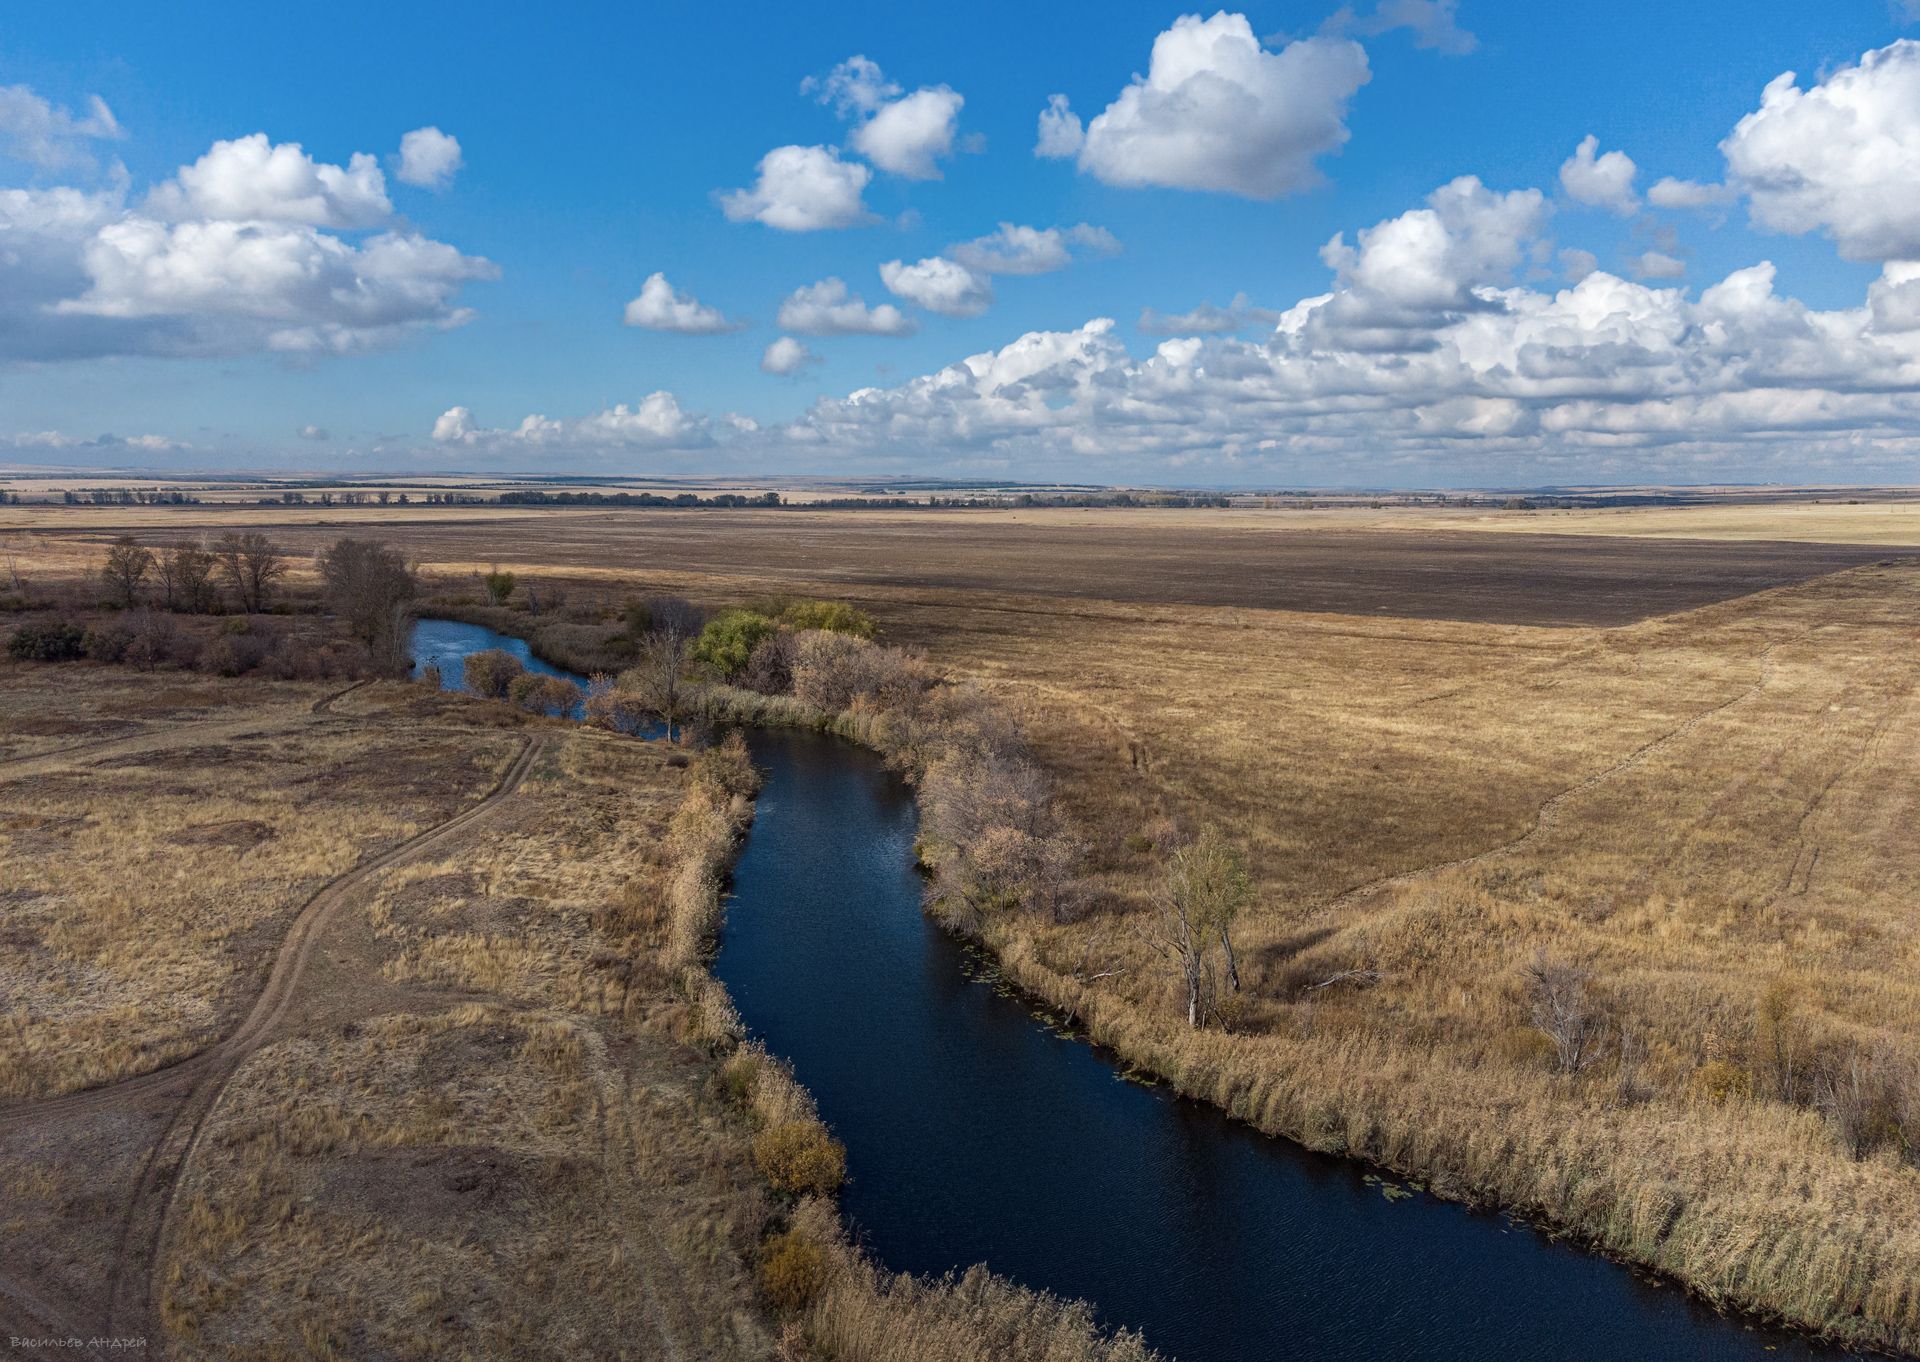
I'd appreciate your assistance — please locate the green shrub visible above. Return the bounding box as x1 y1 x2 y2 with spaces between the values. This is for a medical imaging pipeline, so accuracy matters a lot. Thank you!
483 568 516 605
752 1119 846 1197
7 617 85 661
693 609 778 681
781 599 875 638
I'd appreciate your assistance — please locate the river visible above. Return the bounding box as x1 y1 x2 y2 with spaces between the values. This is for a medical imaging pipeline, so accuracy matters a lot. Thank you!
412 619 1858 1362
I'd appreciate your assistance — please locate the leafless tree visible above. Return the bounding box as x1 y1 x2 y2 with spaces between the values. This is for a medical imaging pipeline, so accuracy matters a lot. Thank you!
1523 952 1608 1074
100 536 153 608
320 537 417 673
157 543 218 613
621 625 699 740
215 532 286 613
123 608 176 672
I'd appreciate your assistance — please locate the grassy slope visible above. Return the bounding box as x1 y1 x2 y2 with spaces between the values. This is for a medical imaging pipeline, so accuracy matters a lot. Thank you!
890 562 1920 1351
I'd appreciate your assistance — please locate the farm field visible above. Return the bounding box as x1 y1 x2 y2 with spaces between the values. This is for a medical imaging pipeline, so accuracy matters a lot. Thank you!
12 505 1914 626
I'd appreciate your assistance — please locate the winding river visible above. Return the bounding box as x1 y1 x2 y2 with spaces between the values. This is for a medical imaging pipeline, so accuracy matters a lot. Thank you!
413 620 1857 1362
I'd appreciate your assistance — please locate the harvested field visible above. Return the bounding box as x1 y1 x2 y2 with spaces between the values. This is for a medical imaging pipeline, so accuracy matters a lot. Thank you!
55 509 1909 626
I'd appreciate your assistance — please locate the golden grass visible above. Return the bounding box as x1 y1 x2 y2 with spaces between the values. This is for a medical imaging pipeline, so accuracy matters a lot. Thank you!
153 725 779 1360
0 681 515 1097
882 561 1920 1350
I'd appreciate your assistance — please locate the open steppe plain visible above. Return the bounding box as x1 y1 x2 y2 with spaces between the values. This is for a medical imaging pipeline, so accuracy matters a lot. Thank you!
5 496 1920 1353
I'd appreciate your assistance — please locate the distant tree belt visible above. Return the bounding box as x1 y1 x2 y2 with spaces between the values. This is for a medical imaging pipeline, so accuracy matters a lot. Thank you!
490 490 1231 509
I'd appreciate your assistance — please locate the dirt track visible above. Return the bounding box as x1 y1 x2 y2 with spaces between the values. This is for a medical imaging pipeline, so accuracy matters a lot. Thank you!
0 701 546 1353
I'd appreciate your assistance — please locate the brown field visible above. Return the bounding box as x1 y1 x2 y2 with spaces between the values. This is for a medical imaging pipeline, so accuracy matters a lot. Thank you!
6 499 1920 1352
0 640 1156 1360
16 505 1916 626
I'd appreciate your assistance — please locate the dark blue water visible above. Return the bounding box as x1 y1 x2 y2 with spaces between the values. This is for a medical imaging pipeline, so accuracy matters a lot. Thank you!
410 618 591 719
714 730 1859 1362
407 621 1858 1362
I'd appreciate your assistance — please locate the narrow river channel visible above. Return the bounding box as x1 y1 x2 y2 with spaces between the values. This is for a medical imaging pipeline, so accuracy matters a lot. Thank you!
412 619 1859 1362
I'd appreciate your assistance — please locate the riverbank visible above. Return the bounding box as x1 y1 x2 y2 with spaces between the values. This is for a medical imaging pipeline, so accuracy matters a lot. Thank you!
430 605 1884 1358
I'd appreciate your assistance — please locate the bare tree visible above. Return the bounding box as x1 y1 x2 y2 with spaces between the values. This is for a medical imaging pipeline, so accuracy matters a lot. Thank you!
157 543 217 613
621 625 699 741
320 537 417 673
100 536 154 608
215 532 286 613
1151 831 1254 1027
1524 952 1608 1074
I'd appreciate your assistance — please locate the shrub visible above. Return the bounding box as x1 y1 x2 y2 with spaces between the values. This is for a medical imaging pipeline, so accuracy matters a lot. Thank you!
793 631 932 713
693 731 761 802
83 619 134 663
510 672 579 716
483 568 516 605
781 599 875 638
123 610 179 672
7 616 85 661
1689 1059 1752 1104
742 632 798 695
717 1051 763 1109
760 1229 829 1313
693 609 779 681
462 648 524 698
752 1119 846 1197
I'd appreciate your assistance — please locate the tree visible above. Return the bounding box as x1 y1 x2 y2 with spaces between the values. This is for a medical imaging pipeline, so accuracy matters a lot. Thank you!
483 567 515 606
1523 952 1608 1074
320 537 417 673
215 532 286 613
1154 831 1254 1028
100 536 153 608
157 544 218 613
692 609 777 681
621 625 699 741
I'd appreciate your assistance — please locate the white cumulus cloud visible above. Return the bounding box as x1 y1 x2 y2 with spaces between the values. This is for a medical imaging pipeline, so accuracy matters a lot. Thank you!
1722 40 1920 261
146 133 391 228
1629 250 1687 279
719 144 873 231
776 277 915 335
761 335 820 375
1034 94 1084 159
1559 134 1639 214
809 56 966 180
396 127 463 189
622 272 743 333
0 110 494 363
1647 176 1734 211
1053 14 1370 199
0 85 122 170
432 394 712 454
951 222 1120 275
879 256 993 317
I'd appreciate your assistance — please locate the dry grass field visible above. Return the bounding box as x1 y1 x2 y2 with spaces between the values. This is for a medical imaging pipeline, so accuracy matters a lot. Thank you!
0 675 514 1098
23 506 1907 627
5 500 1920 1352
0 617 1157 1361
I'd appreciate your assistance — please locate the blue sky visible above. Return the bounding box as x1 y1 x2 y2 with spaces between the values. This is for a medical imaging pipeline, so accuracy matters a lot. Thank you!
5 1 1920 485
